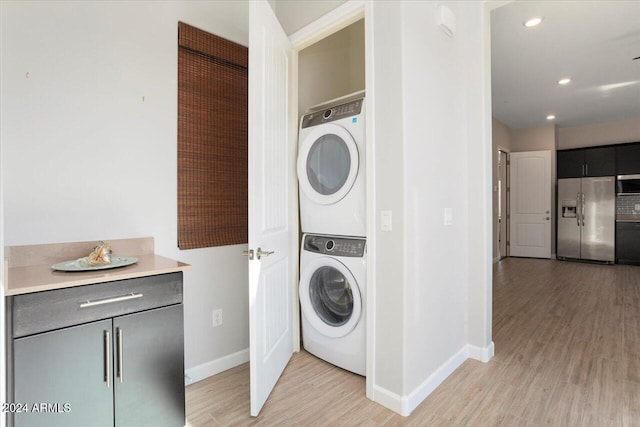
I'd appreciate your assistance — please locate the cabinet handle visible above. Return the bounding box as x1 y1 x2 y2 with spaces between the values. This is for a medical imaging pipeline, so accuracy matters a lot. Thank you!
117 328 124 383
80 293 143 308
104 330 111 388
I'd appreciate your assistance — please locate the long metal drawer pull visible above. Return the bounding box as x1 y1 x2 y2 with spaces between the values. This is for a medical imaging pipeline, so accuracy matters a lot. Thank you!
80 293 143 308
104 330 111 388
117 328 124 383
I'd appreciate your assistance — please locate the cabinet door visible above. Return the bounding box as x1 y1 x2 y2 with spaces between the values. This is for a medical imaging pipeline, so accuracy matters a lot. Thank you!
113 304 185 427
13 319 114 427
616 143 640 175
584 146 615 176
557 150 585 178
616 222 640 265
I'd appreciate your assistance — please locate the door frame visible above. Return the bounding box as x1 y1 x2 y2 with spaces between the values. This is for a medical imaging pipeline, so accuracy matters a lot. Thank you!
497 146 510 260
288 0 373 395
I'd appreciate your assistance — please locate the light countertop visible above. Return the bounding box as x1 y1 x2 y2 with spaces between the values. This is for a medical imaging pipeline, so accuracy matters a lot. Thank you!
4 237 191 296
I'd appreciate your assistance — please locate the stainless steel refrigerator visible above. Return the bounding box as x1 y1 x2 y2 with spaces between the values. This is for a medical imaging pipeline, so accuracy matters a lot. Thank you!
557 176 615 262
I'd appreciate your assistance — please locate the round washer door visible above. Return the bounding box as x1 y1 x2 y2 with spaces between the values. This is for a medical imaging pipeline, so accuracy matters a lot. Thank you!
297 124 359 205
299 256 362 338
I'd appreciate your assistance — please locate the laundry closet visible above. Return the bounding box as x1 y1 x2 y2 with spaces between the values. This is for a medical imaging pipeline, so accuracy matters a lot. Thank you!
295 19 368 377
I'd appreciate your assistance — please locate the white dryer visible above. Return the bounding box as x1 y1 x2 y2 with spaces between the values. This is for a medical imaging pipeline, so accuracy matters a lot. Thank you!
297 94 365 237
299 234 366 376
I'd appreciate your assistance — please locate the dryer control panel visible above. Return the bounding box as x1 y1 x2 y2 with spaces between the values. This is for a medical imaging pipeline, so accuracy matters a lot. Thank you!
301 99 363 129
304 234 366 257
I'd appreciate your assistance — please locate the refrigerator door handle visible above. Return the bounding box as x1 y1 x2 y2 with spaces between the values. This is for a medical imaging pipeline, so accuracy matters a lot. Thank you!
576 193 581 226
582 192 586 226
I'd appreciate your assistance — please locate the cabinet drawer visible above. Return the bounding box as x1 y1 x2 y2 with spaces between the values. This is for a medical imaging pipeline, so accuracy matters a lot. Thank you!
12 272 183 338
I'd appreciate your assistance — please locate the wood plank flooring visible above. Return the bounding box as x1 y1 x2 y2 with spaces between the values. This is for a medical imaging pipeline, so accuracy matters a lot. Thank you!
186 258 640 426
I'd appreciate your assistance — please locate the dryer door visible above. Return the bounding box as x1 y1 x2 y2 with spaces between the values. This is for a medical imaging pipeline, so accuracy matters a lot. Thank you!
297 124 359 205
299 256 362 338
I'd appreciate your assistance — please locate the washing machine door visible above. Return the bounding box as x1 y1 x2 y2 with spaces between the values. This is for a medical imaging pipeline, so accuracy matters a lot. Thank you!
299 256 362 338
297 124 359 205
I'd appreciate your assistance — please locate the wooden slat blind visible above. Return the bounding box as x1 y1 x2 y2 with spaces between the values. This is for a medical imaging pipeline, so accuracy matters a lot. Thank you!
177 22 248 249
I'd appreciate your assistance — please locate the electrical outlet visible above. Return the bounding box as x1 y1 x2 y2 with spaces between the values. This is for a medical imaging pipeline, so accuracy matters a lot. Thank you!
212 309 223 327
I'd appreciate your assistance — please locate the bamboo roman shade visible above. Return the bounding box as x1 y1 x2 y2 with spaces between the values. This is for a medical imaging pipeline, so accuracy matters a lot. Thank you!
177 22 248 249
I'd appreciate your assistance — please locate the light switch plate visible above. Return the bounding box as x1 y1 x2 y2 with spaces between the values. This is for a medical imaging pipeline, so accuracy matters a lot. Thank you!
444 208 453 226
635 204 640 211
381 210 393 231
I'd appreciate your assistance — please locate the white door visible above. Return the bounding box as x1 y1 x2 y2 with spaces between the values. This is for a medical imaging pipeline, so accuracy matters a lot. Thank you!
248 0 296 417
509 151 551 258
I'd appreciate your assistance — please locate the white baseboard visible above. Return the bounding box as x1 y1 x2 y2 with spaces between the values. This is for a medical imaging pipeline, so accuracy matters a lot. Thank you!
372 345 469 416
184 348 249 386
372 384 406 415
468 341 495 363
371 342 495 416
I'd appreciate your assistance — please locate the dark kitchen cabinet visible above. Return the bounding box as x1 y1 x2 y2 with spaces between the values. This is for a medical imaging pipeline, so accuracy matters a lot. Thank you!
557 150 585 178
616 143 640 175
584 146 615 176
7 273 184 427
557 146 616 178
616 222 640 265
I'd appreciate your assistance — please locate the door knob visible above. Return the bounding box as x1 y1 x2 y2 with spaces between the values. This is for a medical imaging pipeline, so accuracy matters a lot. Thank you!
242 249 254 260
256 248 274 260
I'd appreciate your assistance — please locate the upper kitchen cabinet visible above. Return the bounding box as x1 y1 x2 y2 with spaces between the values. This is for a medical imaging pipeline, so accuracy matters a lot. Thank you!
616 142 640 175
557 150 585 178
557 146 616 178
584 146 616 176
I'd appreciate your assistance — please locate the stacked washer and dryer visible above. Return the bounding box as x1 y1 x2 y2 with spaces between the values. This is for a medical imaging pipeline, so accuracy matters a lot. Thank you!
297 92 366 376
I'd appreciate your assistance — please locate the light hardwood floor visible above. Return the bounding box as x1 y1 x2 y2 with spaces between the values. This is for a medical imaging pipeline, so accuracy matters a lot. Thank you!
185 258 640 426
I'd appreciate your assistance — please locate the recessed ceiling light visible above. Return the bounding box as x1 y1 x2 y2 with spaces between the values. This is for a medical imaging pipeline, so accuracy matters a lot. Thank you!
524 17 543 27
558 78 571 85
546 115 556 120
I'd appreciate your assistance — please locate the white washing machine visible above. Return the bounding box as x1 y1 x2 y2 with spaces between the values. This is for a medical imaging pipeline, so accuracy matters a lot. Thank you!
297 93 365 237
299 233 366 375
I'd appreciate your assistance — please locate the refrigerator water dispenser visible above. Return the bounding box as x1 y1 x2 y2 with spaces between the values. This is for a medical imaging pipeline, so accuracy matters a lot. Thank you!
561 200 577 218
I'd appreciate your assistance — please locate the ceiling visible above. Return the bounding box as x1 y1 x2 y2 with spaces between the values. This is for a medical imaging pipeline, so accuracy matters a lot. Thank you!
269 0 347 35
491 1 640 130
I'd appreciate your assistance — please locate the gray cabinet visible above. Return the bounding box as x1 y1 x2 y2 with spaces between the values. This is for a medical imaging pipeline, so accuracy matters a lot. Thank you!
114 305 185 427
13 320 114 427
7 273 184 427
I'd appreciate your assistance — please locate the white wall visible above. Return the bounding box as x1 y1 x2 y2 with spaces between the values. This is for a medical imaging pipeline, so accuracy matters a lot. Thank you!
298 19 364 117
370 0 406 399
558 116 640 149
1 0 250 384
370 0 492 415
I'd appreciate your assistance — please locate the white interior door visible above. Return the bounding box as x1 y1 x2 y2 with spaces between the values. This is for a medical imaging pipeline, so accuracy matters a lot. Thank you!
509 151 551 258
248 0 295 417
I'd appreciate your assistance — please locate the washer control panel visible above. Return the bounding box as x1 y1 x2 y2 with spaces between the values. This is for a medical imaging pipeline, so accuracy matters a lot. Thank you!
301 98 363 129
304 234 366 258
